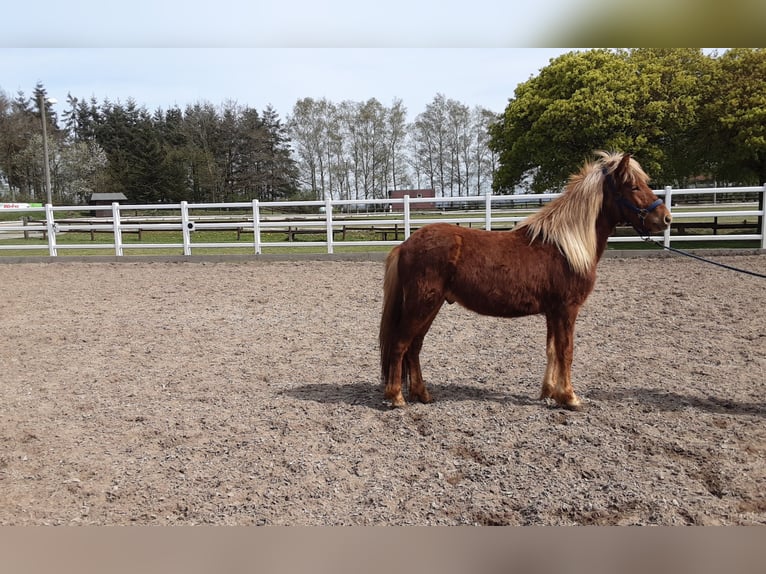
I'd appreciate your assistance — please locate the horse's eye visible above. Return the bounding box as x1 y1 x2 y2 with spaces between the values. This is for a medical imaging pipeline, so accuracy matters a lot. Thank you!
631 186 640 192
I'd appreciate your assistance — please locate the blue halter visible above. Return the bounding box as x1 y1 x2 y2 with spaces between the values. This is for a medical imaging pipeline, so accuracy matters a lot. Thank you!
602 167 664 224
616 195 664 222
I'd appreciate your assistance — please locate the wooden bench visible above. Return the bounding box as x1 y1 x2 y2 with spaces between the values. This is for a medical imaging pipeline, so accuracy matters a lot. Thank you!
336 225 403 241
236 225 346 241
375 226 402 241
22 218 142 240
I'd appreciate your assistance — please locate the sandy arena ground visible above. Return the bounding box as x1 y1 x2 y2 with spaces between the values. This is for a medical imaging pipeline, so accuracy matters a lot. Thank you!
0 253 764 525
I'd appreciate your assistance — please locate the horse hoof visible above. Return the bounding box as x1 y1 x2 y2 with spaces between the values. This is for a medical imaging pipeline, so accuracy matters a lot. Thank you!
546 394 583 411
562 398 583 411
410 392 433 404
390 395 407 408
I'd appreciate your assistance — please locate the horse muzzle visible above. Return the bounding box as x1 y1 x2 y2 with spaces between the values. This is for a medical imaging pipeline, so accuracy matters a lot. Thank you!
642 205 672 233
619 196 672 234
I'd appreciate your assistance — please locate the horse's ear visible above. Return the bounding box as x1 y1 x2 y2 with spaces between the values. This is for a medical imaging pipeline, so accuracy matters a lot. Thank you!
616 153 632 181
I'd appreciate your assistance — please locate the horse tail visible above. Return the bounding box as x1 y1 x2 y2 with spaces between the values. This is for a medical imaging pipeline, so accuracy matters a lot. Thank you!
379 246 404 384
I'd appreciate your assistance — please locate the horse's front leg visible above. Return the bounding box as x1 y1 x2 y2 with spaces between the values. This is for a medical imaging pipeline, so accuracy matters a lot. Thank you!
540 315 558 400
544 308 582 410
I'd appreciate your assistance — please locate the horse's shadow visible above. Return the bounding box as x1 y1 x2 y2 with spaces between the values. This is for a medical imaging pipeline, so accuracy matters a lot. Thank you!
588 387 766 418
282 381 539 411
284 381 766 418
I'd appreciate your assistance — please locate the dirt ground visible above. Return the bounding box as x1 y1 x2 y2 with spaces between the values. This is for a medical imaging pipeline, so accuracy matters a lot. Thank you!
1 252 765 525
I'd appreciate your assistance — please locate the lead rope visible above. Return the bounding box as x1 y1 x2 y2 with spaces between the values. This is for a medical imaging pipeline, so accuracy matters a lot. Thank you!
641 237 766 279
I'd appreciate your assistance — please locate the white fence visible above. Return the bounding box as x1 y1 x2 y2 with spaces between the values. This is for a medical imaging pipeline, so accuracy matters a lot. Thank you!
1 185 764 257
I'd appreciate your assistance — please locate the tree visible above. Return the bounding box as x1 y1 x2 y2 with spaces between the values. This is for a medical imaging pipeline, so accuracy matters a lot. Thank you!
348 98 387 200
0 85 63 201
704 48 766 185
628 48 715 186
55 140 108 204
0 89 33 198
472 106 500 195
288 97 413 202
386 98 410 192
258 105 298 200
410 94 450 195
288 97 333 200
182 102 224 202
490 49 721 192
235 105 297 201
70 96 102 143
490 49 637 193
2 86 299 205
61 93 82 140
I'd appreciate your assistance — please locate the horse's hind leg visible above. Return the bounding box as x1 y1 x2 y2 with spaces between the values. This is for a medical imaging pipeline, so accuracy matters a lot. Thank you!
385 300 442 407
406 335 432 404
384 341 408 408
405 301 443 403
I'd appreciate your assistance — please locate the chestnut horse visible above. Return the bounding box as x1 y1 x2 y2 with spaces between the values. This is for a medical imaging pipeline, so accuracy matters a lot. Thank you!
379 151 672 410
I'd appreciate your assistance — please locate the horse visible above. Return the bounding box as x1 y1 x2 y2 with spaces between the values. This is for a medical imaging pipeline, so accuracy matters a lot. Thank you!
379 151 672 410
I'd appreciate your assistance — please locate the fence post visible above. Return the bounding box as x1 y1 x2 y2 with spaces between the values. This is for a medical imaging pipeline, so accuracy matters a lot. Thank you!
180 201 192 256
403 195 411 239
44 203 57 257
112 202 123 256
325 197 334 254
663 186 673 248
485 192 492 230
252 199 261 255
759 184 766 250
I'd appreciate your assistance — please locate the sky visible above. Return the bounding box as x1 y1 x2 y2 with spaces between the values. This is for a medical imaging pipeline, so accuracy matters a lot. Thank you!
0 48 572 122
0 0 583 122
2 1 577 48
3 0 745 123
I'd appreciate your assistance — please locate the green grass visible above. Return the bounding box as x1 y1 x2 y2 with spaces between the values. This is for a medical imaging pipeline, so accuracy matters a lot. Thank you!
0 228 393 257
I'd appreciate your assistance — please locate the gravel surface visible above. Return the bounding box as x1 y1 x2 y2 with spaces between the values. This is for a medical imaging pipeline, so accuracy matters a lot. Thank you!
1 254 764 525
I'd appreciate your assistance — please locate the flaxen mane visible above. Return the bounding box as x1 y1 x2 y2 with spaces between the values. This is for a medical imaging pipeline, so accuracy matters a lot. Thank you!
515 151 649 275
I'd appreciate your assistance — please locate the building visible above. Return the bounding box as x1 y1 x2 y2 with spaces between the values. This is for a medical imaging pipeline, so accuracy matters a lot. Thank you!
388 189 436 211
89 192 128 217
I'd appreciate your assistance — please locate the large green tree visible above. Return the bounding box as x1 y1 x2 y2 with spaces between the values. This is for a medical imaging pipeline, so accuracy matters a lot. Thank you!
490 49 637 193
489 49 717 192
628 48 716 186
704 48 766 185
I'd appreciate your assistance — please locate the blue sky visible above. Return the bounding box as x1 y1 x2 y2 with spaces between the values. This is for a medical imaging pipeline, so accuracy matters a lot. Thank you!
0 48 571 121
0 1 578 121
2 1 574 47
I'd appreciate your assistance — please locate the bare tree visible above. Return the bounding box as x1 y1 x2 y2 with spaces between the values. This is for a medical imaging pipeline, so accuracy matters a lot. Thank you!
472 106 500 195
289 94 498 201
386 98 410 193
288 97 330 200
